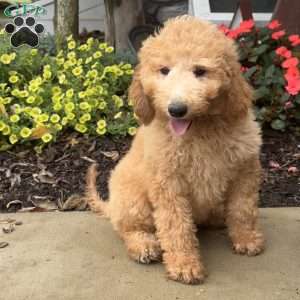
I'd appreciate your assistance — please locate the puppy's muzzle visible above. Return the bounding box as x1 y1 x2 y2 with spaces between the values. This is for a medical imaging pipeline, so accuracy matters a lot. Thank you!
168 102 188 118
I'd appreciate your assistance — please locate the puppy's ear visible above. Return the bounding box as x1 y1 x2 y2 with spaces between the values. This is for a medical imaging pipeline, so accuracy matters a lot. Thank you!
128 65 155 125
227 62 253 118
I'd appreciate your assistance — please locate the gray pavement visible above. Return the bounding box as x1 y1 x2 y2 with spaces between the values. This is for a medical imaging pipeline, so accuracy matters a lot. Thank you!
1 208 300 300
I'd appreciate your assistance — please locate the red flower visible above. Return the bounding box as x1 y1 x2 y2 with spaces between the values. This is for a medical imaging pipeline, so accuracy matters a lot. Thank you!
285 77 300 95
239 19 255 31
271 30 285 40
227 29 240 39
284 101 293 109
284 66 300 81
218 24 230 35
240 66 248 72
267 20 281 30
282 57 299 68
275 46 291 58
288 34 300 46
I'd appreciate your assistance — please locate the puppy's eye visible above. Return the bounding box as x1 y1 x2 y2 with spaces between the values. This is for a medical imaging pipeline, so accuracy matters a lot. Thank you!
160 67 170 75
193 67 206 78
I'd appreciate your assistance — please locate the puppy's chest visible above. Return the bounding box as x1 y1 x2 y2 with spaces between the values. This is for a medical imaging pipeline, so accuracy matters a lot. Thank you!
167 138 239 200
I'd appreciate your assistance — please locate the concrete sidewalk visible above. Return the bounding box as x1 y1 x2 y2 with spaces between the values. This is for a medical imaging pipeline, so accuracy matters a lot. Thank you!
1 208 300 300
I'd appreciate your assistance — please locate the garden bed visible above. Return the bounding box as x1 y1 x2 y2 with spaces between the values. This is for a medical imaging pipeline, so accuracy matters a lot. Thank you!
0 128 299 213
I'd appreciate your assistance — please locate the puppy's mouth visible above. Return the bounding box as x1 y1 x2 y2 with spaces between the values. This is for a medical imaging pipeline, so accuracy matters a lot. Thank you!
169 118 192 136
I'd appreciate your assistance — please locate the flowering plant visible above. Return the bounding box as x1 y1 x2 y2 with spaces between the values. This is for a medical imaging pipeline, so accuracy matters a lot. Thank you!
219 20 300 131
0 30 137 151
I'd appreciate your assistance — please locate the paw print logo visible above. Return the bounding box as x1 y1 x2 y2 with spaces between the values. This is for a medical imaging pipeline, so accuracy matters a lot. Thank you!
5 16 44 48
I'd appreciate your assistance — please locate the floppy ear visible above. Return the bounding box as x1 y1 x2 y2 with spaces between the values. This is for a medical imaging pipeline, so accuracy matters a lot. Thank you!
227 63 253 118
128 65 155 125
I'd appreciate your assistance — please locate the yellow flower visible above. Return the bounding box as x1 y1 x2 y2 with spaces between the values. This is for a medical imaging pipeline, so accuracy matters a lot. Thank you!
19 90 29 98
20 127 32 138
41 133 53 143
66 112 75 120
77 58 83 65
10 53 16 60
53 103 63 111
128 98 134 106
116 69 124 76
93 51 102 59
122 63 132 70
128 127 137 136
43 70 52 80
98 101 107 110
125 70 134 75
105 46 114 53
66 89 74 98
72 66 83 76
31 49 38 56
58 74 66 84
13 104 22 114
67 35 73 41
96 127 106 135
112 95 123 108
0 28 5 35
61 117 69 125
87 37 94 46
63 61 71 70
3 97 12 104
50 114 60 123
79 44 88 51
99 43 107 50
87 70 98 78
97 119 106 129
9 75 19 84
26 96 35 104
11 89 20 97
65 102 75 112
0 121 6 131
52 86 62 95
2 125 11 135
78 91 86 99
56 57 65 65
1 54 12 64
114 112 122 119
67 51 76 60
85 57 92 64
52 94 63 103
79 113 91 123
37 114 49 123
68 40 76 49
54 124 62 131
79 102 90 110
10 114 20 123
31 107 42 115
9 134 18 144
75 123 87 133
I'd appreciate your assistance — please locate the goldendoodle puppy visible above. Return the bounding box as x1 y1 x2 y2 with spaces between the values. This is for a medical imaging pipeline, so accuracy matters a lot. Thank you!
85 16 264 285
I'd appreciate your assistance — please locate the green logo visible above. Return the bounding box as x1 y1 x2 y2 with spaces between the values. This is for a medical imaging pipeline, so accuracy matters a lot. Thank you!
4 1 47 17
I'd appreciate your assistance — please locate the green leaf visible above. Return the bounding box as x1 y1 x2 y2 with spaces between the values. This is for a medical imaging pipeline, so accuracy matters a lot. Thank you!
265 65 275 79
295 95 300 104
252 44 269 56
254 87 270 100
249 56 258 63
279 93 290 103
271 119 286 131
244 66 257 80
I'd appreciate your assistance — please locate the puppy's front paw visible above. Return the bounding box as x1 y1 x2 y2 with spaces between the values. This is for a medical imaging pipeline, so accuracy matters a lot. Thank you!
232 230 264 256
164 253 207 284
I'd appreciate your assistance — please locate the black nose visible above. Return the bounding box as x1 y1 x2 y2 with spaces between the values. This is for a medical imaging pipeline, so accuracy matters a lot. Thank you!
168 102 188 118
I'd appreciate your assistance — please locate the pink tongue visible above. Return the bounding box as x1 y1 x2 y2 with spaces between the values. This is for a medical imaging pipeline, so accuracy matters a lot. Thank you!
169 119 191 136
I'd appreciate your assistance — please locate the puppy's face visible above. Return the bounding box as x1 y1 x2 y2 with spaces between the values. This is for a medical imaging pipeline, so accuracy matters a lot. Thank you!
129 17 252 136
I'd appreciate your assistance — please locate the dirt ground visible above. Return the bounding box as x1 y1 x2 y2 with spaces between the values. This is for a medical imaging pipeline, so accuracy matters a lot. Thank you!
0 129 299 212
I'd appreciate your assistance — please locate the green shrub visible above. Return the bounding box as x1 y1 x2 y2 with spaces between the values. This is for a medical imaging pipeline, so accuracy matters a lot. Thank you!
0 30 137 152
219 20 300 131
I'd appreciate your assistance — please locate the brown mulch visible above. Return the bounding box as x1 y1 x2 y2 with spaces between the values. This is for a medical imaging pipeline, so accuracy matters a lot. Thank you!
0 129 299 212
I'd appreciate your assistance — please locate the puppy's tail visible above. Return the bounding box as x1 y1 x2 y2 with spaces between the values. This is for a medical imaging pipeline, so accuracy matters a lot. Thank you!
85 163 109 217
